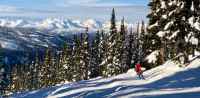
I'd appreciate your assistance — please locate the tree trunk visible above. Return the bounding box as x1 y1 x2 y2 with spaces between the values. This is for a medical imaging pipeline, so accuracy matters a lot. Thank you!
160 47 165 64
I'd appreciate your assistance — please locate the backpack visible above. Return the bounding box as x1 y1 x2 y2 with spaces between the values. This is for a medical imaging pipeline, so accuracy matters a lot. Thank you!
130 63 135 68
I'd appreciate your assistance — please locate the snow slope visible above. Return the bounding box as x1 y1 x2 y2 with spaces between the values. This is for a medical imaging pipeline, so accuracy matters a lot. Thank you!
10 58 200 98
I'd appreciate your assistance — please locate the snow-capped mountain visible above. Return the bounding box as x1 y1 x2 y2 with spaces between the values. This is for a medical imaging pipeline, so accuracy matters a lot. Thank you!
0 18 136 65
0 18 105 65
0 18 103 31
0 18 138 33
0 17 141 52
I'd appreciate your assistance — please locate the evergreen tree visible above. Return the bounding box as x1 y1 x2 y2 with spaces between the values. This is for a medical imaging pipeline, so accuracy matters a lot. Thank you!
127 22 146 68
101 8 122 77
81 28 90 80
10 64 27 92
51 52 59 85
32 51 40 89
147 0 200 65
140 21 146 60
0 46 6 95
126 27 134 69
101 9 132 76
0 47 9 95
147 0 165 67
90 30 101 78
99 30 109 77
72 34 83 81
133 23 140 64
139 21 150 68
110 8 117 35
27 61 35 90
189 0 200 55
60 43 73 82
119 17 128 73
9 64 20 93
40 48 54 87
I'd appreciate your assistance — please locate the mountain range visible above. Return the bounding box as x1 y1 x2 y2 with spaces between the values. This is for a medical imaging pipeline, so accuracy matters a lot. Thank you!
0 18 138 65
0 18 102 30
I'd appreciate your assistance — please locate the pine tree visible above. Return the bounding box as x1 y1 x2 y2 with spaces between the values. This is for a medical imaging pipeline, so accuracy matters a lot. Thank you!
102 8 130 76
139 21 146 60
119 17 128 73
146 0 165 67
81 28 90 80
0 46 8 95
40 48 55 87
10 64 26 92
9 64 19 93
99 30 109 77
147 0 200 65
163 0 199 63
59 43 73 82
0 50 5 94
189 0 200 56
133 23 140 64
139 21 150 68
101 8 122 77
27 61 35 90
90 30 102 78
72 34 83 81
126 27 134 69
110 8 117 35
33 51 40 89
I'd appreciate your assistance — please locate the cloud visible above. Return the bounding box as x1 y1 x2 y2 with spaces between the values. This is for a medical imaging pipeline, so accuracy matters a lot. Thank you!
53 0 98 7
54 0 134 7
0 0 148 22
0 5 18 13
84 3 135 7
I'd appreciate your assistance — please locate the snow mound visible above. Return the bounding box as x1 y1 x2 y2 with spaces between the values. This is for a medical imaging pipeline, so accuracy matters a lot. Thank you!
10 58 200 98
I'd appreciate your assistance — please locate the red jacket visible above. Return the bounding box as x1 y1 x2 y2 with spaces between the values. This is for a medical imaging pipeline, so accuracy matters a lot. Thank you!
135 63 142 73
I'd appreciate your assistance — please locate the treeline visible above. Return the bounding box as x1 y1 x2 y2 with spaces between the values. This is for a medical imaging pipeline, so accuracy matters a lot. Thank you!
0 8 147 95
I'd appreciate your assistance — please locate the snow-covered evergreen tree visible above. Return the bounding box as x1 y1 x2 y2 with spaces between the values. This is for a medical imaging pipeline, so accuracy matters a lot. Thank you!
90 30 102 78
33 52 40 89
126 27 134 69
147 0 200 65
72 34 83 81
0 49 8 95
135 23 141 63
39 48 55 87
139 21 147 62
60 43 73 82
101 8 122 77
119 17 129 73
188 0 200 55
27 61 36 90
147 0 166 67
9 64 20 93
99 30 109 77
81 28 90 80
0 57 5 94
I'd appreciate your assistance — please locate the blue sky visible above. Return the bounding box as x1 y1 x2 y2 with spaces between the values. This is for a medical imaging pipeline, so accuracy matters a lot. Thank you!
0 0 148 22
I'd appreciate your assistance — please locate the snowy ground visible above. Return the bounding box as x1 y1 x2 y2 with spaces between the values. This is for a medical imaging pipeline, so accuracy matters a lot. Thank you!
10 58 200 98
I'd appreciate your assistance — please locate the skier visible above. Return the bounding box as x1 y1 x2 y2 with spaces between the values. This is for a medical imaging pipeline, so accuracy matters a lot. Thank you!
135 63 145 80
